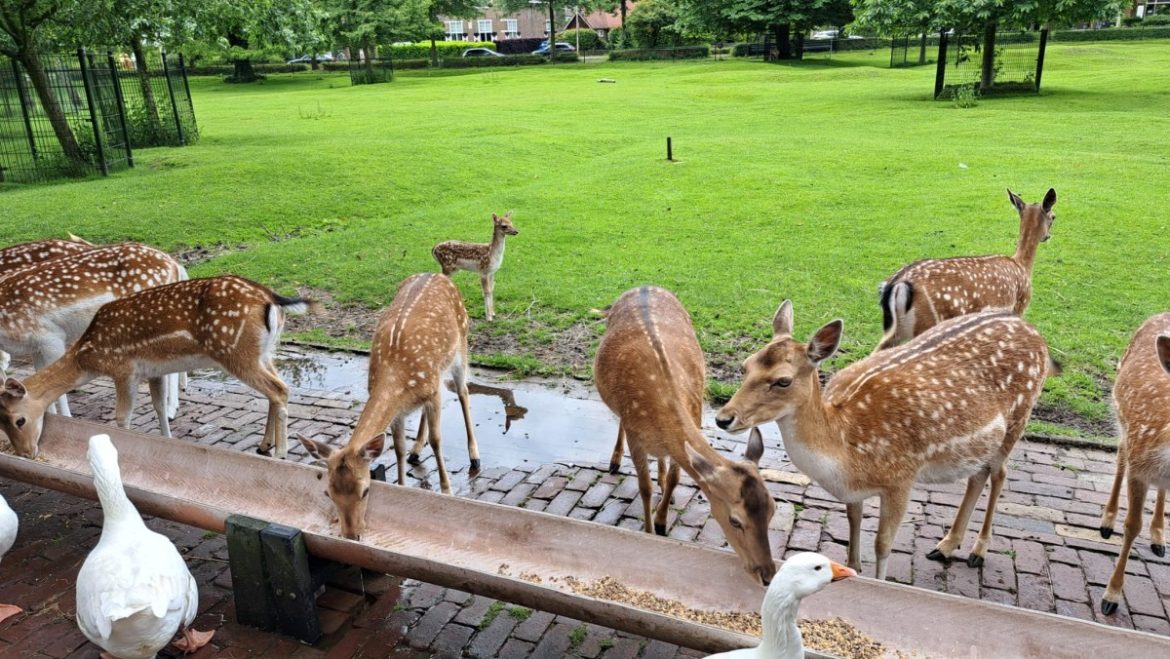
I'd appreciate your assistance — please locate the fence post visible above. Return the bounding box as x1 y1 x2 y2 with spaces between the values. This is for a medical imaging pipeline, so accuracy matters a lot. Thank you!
1034 28 1049 92
107 51 134 168
161 50 185 146
178 53 196 124
77 47 109 176
934 30 948 99
11 59 38 160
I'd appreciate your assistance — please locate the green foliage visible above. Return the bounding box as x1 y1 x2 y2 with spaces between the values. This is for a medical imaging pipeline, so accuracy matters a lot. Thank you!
609 45 711 59
1120 15 1143 26
852 0 941 37
568 626 587 649
1052 26 1170 40
626 0 690 48
949 83 979 107
607 26 629 49
480 601 506 629
1141 14 1170 26
507 606 533 621
560 28 606 51
389 41 493 59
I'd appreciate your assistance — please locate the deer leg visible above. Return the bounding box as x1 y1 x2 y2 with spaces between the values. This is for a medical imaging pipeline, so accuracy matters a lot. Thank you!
453 350 481 473
34 344 70 417
968 463 1008 567
113 377 138 429
1151 488 1166 557
654 459 681 537
845 501 863 572
1102 476 1148 615
165 372 179 420
237 366 290 458
408 413 428 465
628 439 655 534
874 489 910 580
608 422 625 475
1101 440 1128 539
480 273 495 322
424 396 452 495
928 468 990 563
390 416 407 486
148 377 172 438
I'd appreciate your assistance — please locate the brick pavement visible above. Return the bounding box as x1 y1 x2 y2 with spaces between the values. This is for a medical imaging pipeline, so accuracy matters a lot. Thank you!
0 365 1168 657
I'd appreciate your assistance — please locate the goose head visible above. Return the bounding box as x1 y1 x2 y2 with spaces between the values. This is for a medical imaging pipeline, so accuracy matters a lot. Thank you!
771 552 855 601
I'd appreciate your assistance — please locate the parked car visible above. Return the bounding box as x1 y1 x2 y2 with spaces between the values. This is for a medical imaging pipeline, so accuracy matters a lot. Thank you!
287 53 334 64
532 42 576 55
462 47 504 57
804 34 864 52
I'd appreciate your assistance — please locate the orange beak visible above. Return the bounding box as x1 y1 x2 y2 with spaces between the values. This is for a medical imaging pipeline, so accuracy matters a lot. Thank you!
830 561 857 582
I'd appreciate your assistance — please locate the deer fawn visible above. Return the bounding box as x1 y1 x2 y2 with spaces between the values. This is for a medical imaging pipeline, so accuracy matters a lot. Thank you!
595 286 777 585
432 212 519 321
876 188 1056 351
0 276 313 460
1098 314 1170 615
716 303 1052 579
298 273 480 540
0 243 185 418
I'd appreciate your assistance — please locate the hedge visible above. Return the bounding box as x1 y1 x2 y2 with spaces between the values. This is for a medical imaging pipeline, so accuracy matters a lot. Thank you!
388 41 494 60
609 46 709 60
494 38 544 55
186 63 309 76
1052 26 1170 41
558 29 605 51
1142 15 1170 26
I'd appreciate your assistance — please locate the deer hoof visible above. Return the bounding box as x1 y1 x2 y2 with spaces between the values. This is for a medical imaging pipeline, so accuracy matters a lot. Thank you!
966 553 985 568
1101 599 1119 616
608 462 620 475
407 453 421 465
255 447 273 457
925 549 950 563
469 459 481 472
1152 544 1166 558
1100 527 1114 540
654 523 667 536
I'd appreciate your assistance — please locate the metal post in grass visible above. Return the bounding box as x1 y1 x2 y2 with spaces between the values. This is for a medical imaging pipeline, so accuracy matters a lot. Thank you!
78 47 109 176
667 136 673 161
161 50 185 146
1035 28 1049 92
11 59 38 160
934 30 949 99
107 51 134 168
179 54 196 125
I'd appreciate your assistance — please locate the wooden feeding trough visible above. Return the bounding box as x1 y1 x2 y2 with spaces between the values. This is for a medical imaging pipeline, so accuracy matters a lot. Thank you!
1 416 1168 657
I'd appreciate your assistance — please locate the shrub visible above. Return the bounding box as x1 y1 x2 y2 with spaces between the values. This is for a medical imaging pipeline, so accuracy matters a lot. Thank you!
607 27 628 49
1121 16 1143 27
609 46 710 61
1052 26 1170 41
558 29 605 51
949 84 980 108
440 53 578 67
1142 14 1170 26
494 38 544 55
733 42 767 57
388 41 494 60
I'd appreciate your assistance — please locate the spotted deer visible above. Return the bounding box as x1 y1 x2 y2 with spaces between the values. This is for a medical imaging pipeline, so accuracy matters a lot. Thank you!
1098 313 1170 615
876 189 1057 351
298 273 480 540
595 286 777 585
0 276 313 460
0 243 186 417
431 212 519 321
716 304 1052 579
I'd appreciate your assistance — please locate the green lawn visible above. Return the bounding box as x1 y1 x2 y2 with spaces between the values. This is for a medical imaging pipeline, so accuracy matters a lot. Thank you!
4 41 1169 440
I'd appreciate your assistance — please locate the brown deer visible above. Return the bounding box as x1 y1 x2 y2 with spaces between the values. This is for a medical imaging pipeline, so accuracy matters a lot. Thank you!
1098 314 1170 615
876 188 1056 351
431 212 519 321
595 286 777 585
0 276 312 460
298 273 480 540
0 243 185 417
716 303 1052 579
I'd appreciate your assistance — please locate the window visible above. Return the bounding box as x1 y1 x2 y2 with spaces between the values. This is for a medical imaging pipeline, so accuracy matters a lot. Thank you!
504 18 519 38
544 20 551 35
445 20 465 41
476 19 493 42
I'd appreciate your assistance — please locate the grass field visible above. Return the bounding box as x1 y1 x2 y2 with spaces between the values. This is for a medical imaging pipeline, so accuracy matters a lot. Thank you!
3 41 1169 440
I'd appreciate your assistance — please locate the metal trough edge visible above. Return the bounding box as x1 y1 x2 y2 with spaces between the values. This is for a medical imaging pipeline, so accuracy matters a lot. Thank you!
0 416 1166 658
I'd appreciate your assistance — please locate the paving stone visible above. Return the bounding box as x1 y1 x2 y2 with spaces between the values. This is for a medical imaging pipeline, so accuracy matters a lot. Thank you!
530 621 576 657
1051 563 1089 603
1017 572 1055 612
430 622 474 657
406 601 460 650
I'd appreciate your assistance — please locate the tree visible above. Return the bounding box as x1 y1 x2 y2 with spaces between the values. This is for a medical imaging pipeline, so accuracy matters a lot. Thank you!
625 0 691 48
852 0 941 63
426 0 479 66
678 0 851 59
186 0 322 83
495 0 608 60
325 0 430 76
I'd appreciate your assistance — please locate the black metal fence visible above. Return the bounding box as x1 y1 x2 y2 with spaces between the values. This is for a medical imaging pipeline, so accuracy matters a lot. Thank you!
889 34 933 68
934 29 1049 99
349 57 393 85
0 47 195 184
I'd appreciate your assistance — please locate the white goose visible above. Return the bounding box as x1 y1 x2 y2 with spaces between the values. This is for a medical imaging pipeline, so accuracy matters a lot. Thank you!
707 552 856 659
76 434 214 658
0 491 21 623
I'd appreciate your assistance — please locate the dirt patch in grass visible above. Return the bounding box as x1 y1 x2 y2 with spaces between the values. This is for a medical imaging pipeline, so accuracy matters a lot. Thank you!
175 243 249 267
1029 401 1115 438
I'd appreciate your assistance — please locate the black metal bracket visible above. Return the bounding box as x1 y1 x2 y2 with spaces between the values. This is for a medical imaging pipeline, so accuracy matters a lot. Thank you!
370 464 387 482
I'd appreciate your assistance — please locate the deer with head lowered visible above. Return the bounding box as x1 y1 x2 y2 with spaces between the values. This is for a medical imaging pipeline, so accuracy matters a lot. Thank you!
0 243 186 418
432 212 519 321
1098 313 1170 615
298 273 480 540
595 286 777 585
876 188 1056 351
0 276 313 460
716 303 1053 579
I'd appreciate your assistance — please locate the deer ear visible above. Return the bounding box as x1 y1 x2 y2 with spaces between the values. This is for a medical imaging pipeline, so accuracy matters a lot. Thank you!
1157 336 1170 375
744 427 765 465
491 213 499 221
2 378 26 400
685 443 718 483
361 433 386 460
772 300 794 338
297 433 333 460
807 320 843 364
1007 189 1026 213
1042 188 1056 212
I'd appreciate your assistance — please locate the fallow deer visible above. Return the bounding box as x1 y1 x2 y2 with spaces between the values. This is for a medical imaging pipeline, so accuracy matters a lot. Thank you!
432 212 519 321
298 273 480 540
595 286 777 585
716 304 1052 579
1098 313 1170 615
875 188 1057 351
0 243 185 417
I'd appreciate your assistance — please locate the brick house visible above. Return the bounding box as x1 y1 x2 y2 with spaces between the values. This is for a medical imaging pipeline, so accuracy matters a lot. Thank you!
438 7 574 42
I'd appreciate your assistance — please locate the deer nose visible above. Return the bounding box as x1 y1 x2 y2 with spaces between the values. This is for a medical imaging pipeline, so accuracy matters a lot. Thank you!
715 414 734 430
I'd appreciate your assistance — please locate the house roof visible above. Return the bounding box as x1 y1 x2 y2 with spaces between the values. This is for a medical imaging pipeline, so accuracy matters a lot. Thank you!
565 5 630 31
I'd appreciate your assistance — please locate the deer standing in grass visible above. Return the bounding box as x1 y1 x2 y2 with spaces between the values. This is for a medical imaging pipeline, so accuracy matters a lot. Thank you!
432 212 518 321
0 243 185 418
716 303 1053 579
1098 314 1170 615
0 276 312 460
595 286 777 585
298 273 480 540
876 189 1057 351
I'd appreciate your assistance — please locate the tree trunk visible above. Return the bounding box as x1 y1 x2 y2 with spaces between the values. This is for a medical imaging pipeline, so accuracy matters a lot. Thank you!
918 28 928 64
620 0 627 27
980 22 997 93
361 35 376 78
227 30 258 83
430 36 439 67
547 2 557 62
310 56 320 70
19 49 85 162
130 35 164 138
794 31 804 59
771 24 792 60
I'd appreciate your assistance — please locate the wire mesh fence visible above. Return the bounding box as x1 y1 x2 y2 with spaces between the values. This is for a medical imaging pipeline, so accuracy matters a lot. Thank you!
0 47 196 185
936 29 1048 98
889 34 933 68
349 57 394 85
